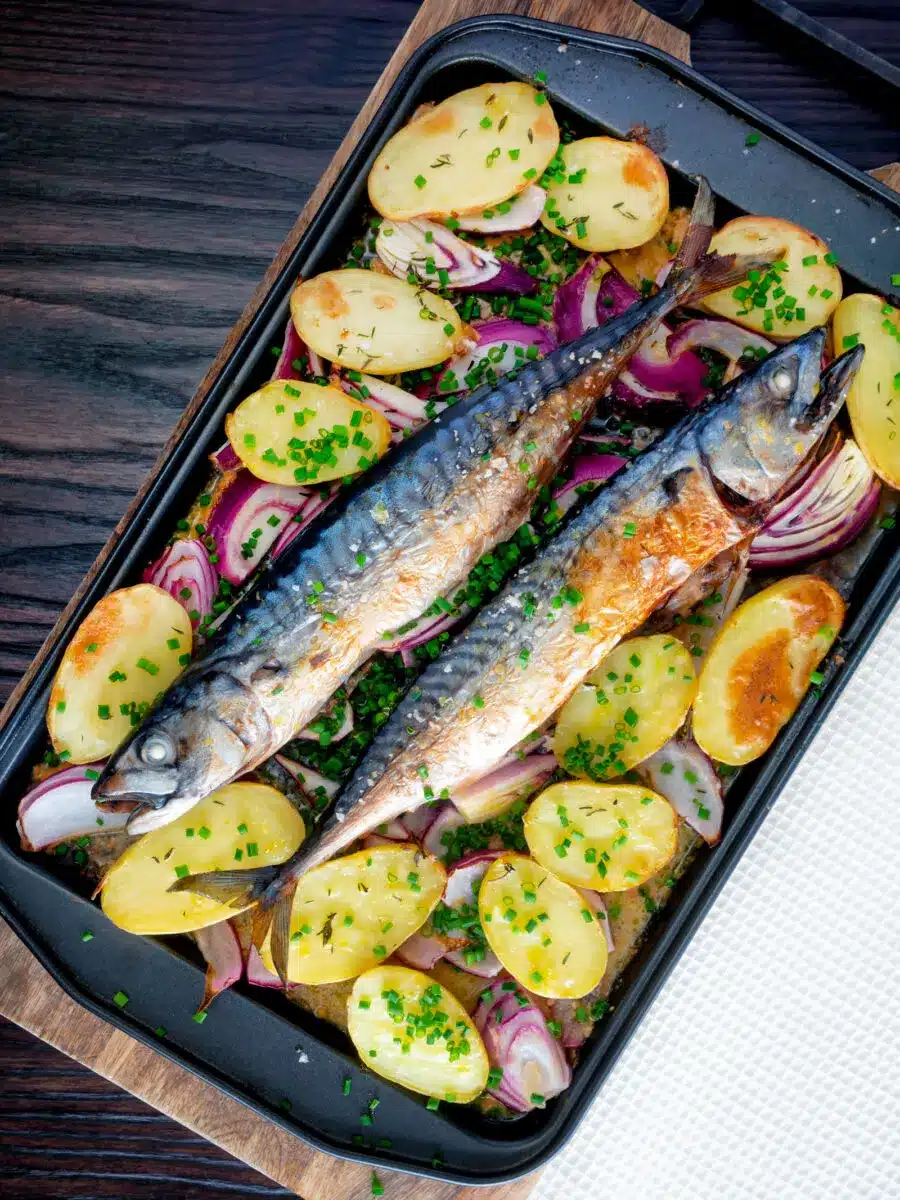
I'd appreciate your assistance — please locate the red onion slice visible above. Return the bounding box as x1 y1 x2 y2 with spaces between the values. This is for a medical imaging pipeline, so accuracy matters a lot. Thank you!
394 930 459 970
143 538 219 627
474 981 572 1112
422 804 467 859
552 453 628 514
399 805 441 842
462 260 538 295
553 255 615 343
341 373 433 422
296 700 354 744
380 604 468 667
640 738 724 844
577 889 615 953
433 318 556 396
246 943 282 989
452 753 557 824
667 318 774 370
270 315 320 381
17 763 128 852
274 754 340 802
270 484 339 561
195 919 243 1011
210 441 241 471
749 435 880 568
207 472 309 584
454 186 547 233
376 218 501 289
550 998 594 1050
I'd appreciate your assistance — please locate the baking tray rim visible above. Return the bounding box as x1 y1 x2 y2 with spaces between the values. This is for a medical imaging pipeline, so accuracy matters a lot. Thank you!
1 12 899 1187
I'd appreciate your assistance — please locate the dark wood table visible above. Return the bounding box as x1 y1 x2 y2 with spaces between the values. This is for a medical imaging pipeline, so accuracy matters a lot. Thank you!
1 1 897 1195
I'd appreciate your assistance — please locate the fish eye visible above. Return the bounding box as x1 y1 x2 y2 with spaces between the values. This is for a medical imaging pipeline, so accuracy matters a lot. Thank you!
139 732 176 767
771 368 793 395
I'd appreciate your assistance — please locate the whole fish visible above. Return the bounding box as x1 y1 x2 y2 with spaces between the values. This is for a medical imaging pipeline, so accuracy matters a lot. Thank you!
94 177 758 833
170 329 863 978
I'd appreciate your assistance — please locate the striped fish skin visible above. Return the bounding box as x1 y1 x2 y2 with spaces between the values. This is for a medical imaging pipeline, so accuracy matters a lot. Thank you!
94 182 735 833
263 329 860 876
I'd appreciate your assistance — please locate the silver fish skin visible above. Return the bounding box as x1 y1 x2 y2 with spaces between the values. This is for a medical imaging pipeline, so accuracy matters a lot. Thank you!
169 332 863 977
93 179 751 833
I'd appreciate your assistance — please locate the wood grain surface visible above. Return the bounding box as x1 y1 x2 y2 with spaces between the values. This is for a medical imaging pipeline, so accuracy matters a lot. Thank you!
1 1 898 1197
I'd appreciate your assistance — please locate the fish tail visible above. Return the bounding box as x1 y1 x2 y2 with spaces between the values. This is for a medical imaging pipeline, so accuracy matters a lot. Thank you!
666 175 715 285
167 865 280 908
244 874 299 986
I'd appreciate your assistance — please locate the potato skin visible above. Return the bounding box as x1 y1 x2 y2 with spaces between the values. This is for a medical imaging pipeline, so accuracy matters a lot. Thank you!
832 293 900 487
701 215 842 337
540 137 669 252
692 576 845 765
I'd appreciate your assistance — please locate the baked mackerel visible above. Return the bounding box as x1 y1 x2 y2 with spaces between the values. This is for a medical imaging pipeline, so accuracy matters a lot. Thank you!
171 329 863 978
95 179 755 834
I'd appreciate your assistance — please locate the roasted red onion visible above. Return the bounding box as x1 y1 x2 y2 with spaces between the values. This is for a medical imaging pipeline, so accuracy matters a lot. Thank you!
207 472 309 584
297 699 354 744
274 753 340 801
552 453 628 514
17 763 128 852
549 998 594 1050
749 434 880 568
340 373 433 433
394 930 458 970
380 604 468 667
270 484 339 561
375 218 505 290
422 803 467 859
451 753 557 824
246 943 282 988
399 805 440 842
433 318 556 397
441 851 504 976
640 738 724 844
210 441 241 471
270 314 326 381
195 919 243 1011
143 538 219 627
474 981 572 1112
454 185 547 233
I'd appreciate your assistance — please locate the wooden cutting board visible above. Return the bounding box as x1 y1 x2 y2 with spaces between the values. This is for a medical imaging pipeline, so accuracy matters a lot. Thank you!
0 0 897 1194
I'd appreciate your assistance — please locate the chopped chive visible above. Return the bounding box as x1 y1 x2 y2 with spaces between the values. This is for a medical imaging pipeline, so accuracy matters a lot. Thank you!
112 990 129 1008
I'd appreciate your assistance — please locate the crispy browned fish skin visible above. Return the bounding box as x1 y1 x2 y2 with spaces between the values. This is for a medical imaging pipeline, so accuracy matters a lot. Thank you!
95 179 756 834
171 334 863 981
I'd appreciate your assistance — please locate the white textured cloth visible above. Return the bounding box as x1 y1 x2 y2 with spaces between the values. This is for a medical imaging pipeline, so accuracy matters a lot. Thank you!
533 596 900 1200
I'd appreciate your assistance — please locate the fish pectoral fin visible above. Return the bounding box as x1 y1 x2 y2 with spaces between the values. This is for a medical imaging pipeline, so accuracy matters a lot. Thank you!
167 867 278 907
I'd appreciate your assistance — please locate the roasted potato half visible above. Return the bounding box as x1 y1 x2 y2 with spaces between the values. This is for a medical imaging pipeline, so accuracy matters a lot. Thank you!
226 379 391 486
261 844 446 985
479 852 608 998
832 293 900 487
540 137 669 252
525 781 678 892
701 215 842 337
48 585 191 764
101 782 305 935
348 965 489 1102
368 82 559 221
553 635 698 780
291 270 464 374
692 575 845 765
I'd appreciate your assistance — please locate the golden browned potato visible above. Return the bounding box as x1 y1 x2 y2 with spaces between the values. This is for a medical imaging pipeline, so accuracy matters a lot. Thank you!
607 206 690 291
540 137 669 252
291 270 464 374
692 576 845 765
226 379 391 486
48 585 191 764
701 216 842 338
368 82 559 220
832 293 900 487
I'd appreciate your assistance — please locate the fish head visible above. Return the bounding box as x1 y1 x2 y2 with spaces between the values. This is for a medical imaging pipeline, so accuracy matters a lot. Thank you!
92 671 272 834
698 327 863 505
